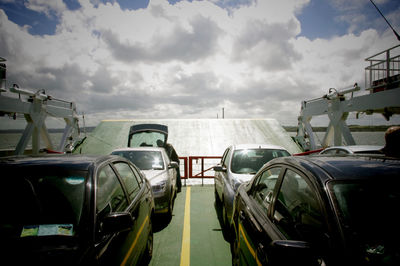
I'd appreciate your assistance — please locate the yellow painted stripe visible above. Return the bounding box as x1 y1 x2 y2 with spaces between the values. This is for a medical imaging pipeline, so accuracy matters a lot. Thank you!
239 223 255 258
120 215 149 266
180 187 191 266
238 223 262 266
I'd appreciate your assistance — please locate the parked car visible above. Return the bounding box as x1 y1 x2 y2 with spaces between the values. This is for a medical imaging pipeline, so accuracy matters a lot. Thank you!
128 123 182 192
0 154 154 265
232 155 400 266
214 144 290 230
319 145 383 155
112 147 178 217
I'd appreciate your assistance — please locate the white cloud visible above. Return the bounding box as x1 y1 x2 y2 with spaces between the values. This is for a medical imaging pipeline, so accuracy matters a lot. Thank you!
25 0 67 17
0 0 399 130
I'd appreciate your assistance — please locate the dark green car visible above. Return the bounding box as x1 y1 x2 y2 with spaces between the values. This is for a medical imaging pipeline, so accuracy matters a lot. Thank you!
232 155 400 266
0 154 154 265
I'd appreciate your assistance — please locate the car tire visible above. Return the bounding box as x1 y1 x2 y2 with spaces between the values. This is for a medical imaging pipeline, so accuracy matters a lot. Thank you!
222 202 228 228
222 198 231 228
222 200 233 241
167 188 174 218
215 184 222 208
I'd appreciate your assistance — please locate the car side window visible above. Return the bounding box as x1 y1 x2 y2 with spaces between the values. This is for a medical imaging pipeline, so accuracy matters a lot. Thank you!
97 164 129 214
220 148 229 164
113 162 141 201
252 167 281 214
337 149 348 155
130 164 144 185
273 169 324 241
222 148 232 167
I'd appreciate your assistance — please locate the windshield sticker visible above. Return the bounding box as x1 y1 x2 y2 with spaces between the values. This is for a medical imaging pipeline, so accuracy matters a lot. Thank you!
20 225 39 237
21 224 74 237
65 177 85 185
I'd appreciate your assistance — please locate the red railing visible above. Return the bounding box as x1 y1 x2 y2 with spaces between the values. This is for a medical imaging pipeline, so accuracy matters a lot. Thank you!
179 156 222 185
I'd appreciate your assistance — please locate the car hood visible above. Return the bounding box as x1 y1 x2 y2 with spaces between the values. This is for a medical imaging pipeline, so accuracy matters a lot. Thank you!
231 172 254 183
142 169 168 183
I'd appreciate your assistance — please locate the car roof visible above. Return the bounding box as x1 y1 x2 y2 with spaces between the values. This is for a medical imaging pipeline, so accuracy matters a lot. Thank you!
112 147 165 152
232 143 288 151
321 145 383 153
269 155 400 182
0 154 119 171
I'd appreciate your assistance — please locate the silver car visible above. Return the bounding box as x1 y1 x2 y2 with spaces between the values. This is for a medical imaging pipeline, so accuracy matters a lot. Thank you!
319 145 383 155
214 144 290 230
112 147 178 217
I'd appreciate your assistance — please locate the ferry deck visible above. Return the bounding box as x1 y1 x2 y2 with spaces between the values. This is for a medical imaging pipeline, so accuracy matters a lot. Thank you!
150 186 231 266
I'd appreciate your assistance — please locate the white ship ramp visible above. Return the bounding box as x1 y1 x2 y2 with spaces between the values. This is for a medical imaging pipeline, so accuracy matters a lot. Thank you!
75 118 301 156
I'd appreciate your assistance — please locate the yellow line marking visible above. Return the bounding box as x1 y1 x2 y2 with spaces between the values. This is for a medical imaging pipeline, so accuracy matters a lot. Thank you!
239 223 255 258
239 223 262 266
121 215 149 266
180 187 191 266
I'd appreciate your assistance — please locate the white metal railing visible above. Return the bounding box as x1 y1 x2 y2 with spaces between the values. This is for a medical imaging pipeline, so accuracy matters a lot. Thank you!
365 44 400 91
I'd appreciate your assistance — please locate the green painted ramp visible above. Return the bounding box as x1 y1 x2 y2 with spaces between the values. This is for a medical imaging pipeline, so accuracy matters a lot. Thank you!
150 186 231 266
74 119 301 156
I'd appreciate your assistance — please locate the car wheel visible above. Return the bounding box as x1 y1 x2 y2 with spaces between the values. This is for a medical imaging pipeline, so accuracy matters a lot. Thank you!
222 200 233 241
215 184 221 207
222 200 229 229
167 189 174 218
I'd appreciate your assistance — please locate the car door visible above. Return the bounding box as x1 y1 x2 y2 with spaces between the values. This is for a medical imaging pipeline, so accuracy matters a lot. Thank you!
236 166 283 265
95 163 131 265
266 168 327 265
215 147 231 201
112 161 152 266
163 150 177 193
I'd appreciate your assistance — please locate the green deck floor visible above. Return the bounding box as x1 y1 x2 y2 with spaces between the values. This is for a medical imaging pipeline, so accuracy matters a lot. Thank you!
150 186 232 266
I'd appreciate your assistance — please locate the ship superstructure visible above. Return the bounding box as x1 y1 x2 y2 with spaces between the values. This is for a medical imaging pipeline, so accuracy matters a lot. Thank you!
294 45 400 151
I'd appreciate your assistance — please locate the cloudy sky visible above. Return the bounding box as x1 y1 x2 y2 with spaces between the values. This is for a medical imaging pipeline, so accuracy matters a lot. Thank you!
0 0 399 129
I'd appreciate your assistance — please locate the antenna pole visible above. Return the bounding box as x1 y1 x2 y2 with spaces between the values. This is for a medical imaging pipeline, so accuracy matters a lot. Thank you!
369 0 400 41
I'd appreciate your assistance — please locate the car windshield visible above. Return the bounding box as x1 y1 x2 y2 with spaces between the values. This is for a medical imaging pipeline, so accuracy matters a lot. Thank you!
1 168 87 239
231 149 290 174
113 150 164 170
329 180 400 264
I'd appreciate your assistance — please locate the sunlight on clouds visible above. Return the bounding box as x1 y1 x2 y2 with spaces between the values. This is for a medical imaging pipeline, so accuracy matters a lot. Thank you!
0 0 399 127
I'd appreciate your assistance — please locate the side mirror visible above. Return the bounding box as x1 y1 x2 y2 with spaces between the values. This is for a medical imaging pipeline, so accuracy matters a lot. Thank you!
269 240 318 265
169 161 179 169
213 165 227 172
101 212 135 234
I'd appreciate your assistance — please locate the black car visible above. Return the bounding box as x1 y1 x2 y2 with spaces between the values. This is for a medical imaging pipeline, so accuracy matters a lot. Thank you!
232 155 400 266
0 154 155 265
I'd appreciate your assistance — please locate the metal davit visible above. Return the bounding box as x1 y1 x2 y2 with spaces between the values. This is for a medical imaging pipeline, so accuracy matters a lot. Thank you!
294 45 400 152
0 57 80 155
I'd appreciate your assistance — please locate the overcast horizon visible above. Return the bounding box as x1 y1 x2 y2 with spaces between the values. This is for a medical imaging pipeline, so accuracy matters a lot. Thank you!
1 0 400 130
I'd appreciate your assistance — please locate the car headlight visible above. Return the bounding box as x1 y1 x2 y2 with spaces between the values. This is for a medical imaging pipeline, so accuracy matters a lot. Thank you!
151 178 167 193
